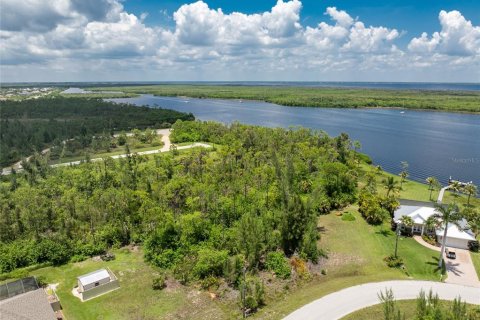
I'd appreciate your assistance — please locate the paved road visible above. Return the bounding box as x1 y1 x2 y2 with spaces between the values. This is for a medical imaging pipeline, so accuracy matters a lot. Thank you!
2 129 210 174
283 280 480 320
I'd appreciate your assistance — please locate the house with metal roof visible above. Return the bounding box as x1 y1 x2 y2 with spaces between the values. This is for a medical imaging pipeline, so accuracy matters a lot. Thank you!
76 268 119 301
394 205 476 249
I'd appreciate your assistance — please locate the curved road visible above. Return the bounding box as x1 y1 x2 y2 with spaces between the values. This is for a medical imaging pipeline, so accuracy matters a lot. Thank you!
1 129 210 174
284 280 480 320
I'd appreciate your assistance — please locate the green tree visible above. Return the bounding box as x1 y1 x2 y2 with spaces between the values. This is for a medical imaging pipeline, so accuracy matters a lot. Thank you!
449 181 462 204
433 203 462 267
425 177 440 201
280 195 316 256
378 288 404 320
398 161 409 189
117 131 127 146
399 215 414 236
463 183 478 206
383 176 400 197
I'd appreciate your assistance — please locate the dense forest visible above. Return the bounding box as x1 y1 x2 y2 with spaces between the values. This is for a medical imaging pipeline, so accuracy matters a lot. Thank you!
0 120 364 308
0 97 194 166
90 85 480 113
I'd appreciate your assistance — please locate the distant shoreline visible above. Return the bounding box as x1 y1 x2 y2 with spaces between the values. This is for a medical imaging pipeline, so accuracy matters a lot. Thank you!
97 84 480 113
1 81 480 92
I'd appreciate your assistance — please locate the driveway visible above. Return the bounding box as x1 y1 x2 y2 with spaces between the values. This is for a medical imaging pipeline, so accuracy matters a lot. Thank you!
444 248 480 287
283 280 480 320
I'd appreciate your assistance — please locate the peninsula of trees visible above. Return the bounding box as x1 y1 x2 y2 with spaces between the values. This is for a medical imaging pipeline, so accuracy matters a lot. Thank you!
90 85 480 113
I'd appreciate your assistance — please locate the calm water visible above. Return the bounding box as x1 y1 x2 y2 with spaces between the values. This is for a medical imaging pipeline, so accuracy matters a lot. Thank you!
107 95 480 187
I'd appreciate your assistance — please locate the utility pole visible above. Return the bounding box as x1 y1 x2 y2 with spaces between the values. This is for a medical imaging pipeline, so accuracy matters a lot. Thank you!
242 266 247 318
394 224 401 258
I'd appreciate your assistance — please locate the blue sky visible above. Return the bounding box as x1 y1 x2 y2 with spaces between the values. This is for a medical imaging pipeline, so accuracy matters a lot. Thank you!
1 0 479 82
125 0 480 47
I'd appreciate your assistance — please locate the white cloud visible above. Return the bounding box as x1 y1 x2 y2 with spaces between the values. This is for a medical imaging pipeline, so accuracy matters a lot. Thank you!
408 10 480 56
325 7 354 28
0 1 479 82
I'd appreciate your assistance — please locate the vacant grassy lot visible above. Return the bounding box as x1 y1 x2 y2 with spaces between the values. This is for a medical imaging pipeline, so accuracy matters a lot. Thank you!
342 299 479 320
89 85 480 113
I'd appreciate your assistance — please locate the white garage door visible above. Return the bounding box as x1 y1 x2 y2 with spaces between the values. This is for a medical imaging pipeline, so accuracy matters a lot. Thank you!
444 237 469 249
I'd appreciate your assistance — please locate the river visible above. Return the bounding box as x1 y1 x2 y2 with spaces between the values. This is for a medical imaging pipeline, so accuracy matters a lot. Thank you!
107 95 480 187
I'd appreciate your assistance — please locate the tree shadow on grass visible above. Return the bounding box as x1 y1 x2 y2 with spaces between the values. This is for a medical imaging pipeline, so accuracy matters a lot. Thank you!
425 256 446 274
317 226 327 234
376 229 393 237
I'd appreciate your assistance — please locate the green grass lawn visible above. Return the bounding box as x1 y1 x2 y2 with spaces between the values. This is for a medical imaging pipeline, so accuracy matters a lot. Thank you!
341 299 479 320
471 251 480 279
359 163 480 208
253 208 444 319
30 249 229 320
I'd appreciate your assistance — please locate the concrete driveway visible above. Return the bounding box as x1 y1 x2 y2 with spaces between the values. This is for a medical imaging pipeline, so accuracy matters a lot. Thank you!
444 248 480 287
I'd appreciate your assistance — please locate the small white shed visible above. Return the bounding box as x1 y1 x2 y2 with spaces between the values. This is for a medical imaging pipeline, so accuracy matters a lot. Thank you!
76 269 119 301
78 269 111 291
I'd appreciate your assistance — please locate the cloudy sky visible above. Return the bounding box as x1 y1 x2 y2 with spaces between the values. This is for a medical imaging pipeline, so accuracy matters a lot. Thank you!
1 0 479 82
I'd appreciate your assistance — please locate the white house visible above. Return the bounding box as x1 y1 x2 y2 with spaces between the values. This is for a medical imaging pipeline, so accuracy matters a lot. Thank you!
394 205 476 250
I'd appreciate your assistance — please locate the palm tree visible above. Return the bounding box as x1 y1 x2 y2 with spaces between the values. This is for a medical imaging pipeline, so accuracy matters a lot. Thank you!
449 181 462 204
463 183 478 206
399 215 414 235
425 216 439 235
383 176 400 197
426 177 439 201
432 203 461 268
399 161 409 189
353 140 362 168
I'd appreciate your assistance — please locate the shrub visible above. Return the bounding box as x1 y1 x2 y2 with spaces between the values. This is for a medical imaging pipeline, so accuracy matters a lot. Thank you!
245 296 258 310
241 276 266 314
35 275 48 288
152 274 167 290
173 254 196 285
101 252 116 261
290 256 310 280
265 252 291 279
358 192 389 225
422 235 437 246
70 255 87 263
468 240 479 252
193 248 228 279
341 212 356 221
35 238 72 266
384 255 404 268
200 275 220 290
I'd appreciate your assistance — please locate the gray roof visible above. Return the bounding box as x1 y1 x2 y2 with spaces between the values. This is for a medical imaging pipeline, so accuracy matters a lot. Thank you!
0 289 55 320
